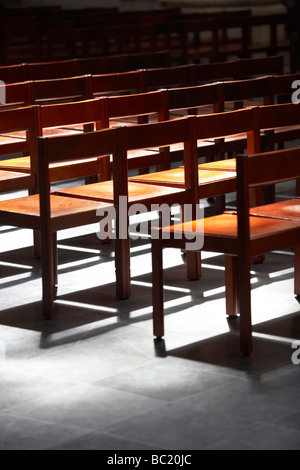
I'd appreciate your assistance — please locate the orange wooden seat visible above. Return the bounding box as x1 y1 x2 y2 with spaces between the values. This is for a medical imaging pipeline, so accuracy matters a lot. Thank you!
129 167 236 194
151 143 300 356
250 198 300 222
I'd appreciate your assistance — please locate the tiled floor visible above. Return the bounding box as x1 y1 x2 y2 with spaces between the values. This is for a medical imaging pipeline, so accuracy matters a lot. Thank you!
0 183 300 450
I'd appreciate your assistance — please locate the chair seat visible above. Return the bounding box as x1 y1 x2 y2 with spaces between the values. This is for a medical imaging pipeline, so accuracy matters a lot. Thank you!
0 193 112 231
158 213 300 256
0 155 102 174
56 180 186 206
250 198 300 222
0 169 35 192
198 158 236 172
0 127 82 141
129 167 236 196
0 133 26 143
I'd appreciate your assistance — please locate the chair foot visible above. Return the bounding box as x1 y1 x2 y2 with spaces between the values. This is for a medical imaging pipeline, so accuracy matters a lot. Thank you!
252 255 265 265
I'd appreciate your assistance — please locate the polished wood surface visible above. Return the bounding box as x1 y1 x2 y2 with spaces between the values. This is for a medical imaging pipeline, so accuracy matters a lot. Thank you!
198 159 237 172
250 199 300 222
57 180 186 205
129 167 236 195
0 193 111 230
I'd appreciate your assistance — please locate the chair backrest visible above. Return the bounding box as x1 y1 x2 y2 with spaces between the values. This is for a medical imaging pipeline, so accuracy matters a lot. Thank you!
167 82 222 116
80 51 171 75
269 73 300 104
27 59 82 81
29 75 93 104
36 98 108 182
235 55 284 80
0 64 28 84
239 147 300 192
37 98 104 133
116 117 196 201
236 146 300 256
193 107 257 151
144 64 195 91
143 56 284 92
258 102 300 132
91 71 144 97
2 82 31 108
100 89 168 127
1 76 93 109
221 76 272 111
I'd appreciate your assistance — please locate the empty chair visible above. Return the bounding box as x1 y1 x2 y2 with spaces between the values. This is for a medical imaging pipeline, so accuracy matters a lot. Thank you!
0 126 118 319
151 143 300 356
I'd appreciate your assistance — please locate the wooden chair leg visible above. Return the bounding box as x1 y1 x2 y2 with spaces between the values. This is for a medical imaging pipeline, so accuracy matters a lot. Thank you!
152 237 164 339
237 252 253 356
33 230 41 259
296 178 300 197
40 228 55 320
115 236 131 300
294 245 300 297
215 195 226 215
225 255 239 317
52 232 58 287
186 251 202 280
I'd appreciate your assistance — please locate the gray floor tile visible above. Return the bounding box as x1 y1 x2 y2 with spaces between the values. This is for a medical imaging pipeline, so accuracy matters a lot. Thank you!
1 179 300 449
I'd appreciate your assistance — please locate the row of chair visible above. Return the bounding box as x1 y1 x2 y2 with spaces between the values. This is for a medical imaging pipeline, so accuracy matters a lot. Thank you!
0 51 174 83
0 102 299 342
151 143 300 356
0 10 297 66
1 70 299 197
0 57 287 115
0 55 284 91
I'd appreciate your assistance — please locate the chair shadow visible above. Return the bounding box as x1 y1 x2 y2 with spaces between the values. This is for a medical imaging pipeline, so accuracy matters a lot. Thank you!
155 311 300 376
0 228 298 372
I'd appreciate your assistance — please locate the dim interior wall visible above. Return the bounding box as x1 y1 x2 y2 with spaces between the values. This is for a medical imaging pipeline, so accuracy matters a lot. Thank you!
2 0 158 10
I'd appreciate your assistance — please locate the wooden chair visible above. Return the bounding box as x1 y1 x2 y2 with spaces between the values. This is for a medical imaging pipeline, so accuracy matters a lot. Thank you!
58 109 255 298
0 78 95 182
54 117 203 300
151 144 300 356
0 99 105 188
0 127 116 319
